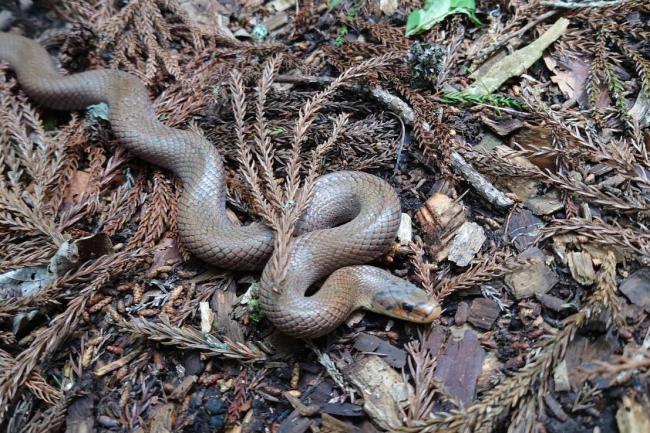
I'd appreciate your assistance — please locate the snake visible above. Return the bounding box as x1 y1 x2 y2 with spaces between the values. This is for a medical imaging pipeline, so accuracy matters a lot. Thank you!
0 32 441 338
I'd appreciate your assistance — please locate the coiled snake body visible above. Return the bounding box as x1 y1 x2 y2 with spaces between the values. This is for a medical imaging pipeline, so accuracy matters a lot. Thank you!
0 33 440 338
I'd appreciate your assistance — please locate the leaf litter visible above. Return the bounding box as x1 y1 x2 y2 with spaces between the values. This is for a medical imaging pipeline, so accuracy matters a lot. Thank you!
0 1 649 433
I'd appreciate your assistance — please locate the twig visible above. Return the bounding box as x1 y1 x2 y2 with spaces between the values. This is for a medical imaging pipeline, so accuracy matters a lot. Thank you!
540 0 622 8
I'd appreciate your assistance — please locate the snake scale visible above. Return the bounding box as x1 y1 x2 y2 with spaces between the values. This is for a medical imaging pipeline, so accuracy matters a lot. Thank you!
0 32 440 338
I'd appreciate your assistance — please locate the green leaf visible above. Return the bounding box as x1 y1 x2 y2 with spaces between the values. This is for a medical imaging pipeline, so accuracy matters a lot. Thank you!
406 0 481 37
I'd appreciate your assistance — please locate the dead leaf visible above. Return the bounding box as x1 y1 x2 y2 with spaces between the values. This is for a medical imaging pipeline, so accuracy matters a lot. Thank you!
544 55 590 107
61 170 91 211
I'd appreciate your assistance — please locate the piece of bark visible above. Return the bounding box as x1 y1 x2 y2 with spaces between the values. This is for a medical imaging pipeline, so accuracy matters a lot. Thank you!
434 330 485 407
353 333 407 369
619 268 650 313
507 209 544 252
566 251 596 285
536 293 571 313
321 414 365 433
448 222 486 267
344 356 406 430
321 402 365 417
148 403 175 433
426 326 447 356
468 298 500 330
505 247 558 299
277 411 312 433
169 375 197 401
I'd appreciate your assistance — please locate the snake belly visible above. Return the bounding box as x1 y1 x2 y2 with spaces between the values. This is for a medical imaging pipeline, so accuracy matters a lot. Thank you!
0 33 440 338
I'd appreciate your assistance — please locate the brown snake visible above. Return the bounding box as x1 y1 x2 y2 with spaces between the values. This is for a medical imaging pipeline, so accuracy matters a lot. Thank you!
0 33 440 338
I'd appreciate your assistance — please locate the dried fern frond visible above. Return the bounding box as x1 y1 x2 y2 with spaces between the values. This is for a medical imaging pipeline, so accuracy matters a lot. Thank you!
97 0 203 84
122 318 268 362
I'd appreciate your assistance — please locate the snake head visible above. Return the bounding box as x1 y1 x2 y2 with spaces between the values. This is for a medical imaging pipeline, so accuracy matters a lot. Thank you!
368 285 441 324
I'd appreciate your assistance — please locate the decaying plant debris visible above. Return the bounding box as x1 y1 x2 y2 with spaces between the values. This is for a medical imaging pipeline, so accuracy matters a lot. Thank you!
0 0 649 432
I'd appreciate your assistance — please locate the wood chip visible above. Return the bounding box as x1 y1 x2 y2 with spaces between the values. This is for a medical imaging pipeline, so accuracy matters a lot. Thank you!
567 251 596 285
525 190 564 216
148 403 175 433
505 247 558 299
344 356 406 430
434 329 485 407
353 333 407 369
468 298 500 330
447 221 486 266
619 268 650 313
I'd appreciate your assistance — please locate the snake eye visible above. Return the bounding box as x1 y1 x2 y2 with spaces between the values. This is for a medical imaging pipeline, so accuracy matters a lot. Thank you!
401 302 414 313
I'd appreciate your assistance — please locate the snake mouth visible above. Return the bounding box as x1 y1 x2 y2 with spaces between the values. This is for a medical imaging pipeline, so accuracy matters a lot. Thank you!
370 290 441 324
396 300 442 323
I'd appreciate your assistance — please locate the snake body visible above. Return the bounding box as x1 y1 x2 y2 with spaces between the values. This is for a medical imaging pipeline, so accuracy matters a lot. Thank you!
0 33 440 338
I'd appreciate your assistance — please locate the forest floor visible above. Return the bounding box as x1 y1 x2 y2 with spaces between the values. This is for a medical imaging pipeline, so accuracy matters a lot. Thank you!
0 1 649 433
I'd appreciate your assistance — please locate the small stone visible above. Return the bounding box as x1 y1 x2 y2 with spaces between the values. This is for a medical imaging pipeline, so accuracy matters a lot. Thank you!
455 302 469 325
205 397 226 415
208 415 226 430
447 222 486 267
